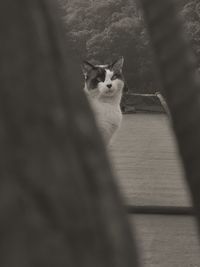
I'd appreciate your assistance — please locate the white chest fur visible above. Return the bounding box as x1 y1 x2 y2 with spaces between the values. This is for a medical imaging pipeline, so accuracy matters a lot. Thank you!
90 97 122 144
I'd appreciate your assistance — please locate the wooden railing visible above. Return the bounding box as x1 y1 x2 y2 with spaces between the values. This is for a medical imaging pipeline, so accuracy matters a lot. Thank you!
126 92 171 115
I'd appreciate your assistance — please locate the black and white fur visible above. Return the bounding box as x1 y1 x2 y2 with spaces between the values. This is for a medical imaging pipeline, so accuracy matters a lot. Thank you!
82 57 125 144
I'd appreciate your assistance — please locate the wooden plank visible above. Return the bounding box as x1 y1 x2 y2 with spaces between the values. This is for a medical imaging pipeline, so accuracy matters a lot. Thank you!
110 114 192 207
131 215 200 267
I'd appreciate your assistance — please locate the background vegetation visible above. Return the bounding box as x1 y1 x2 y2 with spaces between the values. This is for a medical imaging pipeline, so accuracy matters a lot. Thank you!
59 0 200 94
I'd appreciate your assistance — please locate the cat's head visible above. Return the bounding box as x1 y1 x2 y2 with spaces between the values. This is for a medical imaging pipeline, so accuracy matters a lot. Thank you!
82 57 125 98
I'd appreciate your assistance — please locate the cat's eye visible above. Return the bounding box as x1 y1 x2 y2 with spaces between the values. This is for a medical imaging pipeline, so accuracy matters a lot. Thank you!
96 77 102 82
111 74 118 80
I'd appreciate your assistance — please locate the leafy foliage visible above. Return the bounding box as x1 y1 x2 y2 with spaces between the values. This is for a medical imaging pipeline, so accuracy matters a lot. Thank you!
181 0 200 66
60 0 200 93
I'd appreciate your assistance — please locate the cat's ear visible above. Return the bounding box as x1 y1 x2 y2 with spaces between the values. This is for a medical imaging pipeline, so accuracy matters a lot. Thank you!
81 61 95 76
109 56 124 72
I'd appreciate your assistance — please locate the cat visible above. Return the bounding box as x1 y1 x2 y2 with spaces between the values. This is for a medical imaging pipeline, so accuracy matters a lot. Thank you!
82 57 125 144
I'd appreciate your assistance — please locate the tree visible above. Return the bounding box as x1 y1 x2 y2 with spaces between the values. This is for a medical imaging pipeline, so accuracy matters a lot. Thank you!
59 0 200 94
181 0 200 66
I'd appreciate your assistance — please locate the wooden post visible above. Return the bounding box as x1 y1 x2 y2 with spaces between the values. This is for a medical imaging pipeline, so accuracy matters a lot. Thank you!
140 0 200 232
155 92 171 117
0 0 139 266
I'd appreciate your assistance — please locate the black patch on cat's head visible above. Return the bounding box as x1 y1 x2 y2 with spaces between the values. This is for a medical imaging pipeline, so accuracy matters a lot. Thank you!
111 71 124 82
108 56 124 73
82 57 125 90
82 61 106 90
108 56 125 83
82 61 95 76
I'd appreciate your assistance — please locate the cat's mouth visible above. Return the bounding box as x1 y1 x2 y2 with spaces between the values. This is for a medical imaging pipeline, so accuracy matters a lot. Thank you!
105 88 115 94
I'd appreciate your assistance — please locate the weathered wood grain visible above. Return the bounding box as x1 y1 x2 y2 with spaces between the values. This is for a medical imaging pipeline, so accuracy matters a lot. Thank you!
131 215 200 267
110 114 200 266
110 114 192 207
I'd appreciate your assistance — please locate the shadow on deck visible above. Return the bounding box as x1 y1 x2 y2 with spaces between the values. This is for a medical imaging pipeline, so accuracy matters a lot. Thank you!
110 114 200 267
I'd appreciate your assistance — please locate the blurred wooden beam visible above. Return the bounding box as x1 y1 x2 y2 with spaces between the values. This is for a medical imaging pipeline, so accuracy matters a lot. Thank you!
0 0 139 266
140 0 200 231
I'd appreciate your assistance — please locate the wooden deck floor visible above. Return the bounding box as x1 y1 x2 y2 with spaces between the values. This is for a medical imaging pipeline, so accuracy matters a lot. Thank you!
110 114 200 267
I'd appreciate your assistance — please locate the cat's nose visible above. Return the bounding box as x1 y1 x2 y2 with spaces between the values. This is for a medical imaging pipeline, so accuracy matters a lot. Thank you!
107 84 112 88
